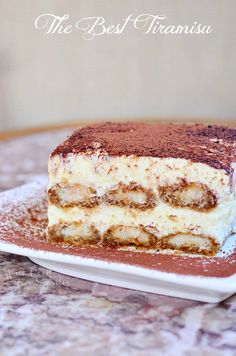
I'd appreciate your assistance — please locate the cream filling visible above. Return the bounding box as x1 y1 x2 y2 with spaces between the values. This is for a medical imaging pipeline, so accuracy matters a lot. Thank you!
48 153 233 203
48 199 236 246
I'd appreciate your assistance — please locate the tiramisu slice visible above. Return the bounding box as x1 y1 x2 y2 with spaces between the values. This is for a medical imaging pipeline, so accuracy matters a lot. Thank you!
47 122 236 256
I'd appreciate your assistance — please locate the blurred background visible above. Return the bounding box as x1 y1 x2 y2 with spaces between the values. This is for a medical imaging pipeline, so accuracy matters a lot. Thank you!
0 0 235 132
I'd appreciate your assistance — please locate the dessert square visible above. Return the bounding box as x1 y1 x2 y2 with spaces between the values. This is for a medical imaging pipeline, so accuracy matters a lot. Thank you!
47 122 236 256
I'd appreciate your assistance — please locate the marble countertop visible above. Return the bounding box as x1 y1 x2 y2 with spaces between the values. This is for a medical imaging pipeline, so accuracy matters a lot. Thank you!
0 129 236 355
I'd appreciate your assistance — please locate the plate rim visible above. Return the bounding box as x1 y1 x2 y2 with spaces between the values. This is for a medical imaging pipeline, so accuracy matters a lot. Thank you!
0 240 235 295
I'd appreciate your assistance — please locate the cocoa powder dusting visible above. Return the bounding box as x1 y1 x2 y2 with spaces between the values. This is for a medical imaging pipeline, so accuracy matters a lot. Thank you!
51 122 236 173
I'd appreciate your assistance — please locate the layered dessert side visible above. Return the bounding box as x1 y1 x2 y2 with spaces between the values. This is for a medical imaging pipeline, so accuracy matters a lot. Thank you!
47 122 236 256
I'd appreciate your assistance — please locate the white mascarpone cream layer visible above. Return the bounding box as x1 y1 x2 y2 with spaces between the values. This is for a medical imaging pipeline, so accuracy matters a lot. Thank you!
48 200 236 245
48 153 234 203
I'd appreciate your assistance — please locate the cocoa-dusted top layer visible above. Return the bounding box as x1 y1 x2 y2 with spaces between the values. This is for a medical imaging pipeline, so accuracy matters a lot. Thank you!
52 122 236 173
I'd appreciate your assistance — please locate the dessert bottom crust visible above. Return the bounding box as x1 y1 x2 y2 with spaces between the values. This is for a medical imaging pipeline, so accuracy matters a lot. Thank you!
47 223 220 256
